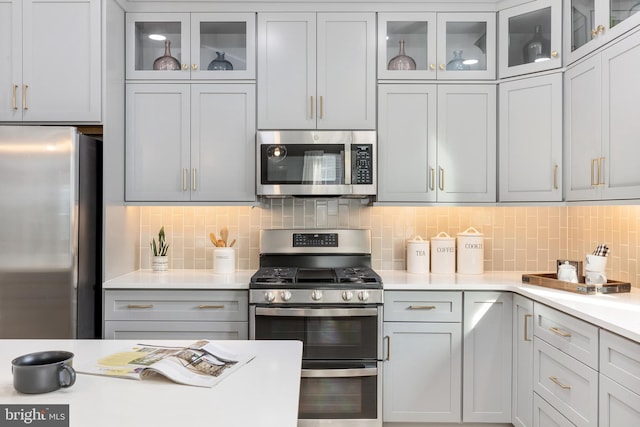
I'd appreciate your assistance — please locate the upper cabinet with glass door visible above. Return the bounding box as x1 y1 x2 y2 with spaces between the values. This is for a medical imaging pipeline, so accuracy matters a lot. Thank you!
378 12 496 80
499 0 562 78
566 0 640 65
126 13 256 80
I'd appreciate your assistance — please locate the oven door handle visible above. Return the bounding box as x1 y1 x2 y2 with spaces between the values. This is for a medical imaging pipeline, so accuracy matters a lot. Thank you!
255 307 378 317
301 367 377 378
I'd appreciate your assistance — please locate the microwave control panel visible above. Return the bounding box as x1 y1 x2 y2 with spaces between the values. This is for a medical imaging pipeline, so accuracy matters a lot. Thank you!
351 145 373 185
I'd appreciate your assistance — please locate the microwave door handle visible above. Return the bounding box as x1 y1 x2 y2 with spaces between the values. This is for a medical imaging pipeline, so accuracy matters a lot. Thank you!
255 307 378 317
344 145 352 184
301 367 378 378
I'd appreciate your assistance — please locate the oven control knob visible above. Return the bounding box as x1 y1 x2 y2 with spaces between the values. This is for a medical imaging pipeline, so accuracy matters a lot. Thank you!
311 290 323 301
342 290 354 301
280 290 292 301
358 290 370 302
264 291 276 303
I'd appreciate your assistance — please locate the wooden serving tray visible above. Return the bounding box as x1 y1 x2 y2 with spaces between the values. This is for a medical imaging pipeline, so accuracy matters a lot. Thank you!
522 273 631 295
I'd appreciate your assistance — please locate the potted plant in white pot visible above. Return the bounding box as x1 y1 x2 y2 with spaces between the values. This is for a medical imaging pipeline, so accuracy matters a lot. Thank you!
150 226 169 272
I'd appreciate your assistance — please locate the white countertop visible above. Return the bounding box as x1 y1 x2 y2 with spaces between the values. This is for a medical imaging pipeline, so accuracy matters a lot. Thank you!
103 269 640 343
0 339 302 427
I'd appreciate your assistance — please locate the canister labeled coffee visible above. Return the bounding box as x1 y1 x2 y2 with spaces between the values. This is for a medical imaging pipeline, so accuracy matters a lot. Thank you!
431 232 456 274
457 227 484 274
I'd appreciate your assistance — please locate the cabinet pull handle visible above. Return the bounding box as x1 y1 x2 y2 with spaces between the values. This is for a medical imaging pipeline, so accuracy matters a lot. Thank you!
22 84 28 110
429 64 436 70
183 168 188 191
597 24 605 35
182 63 188 70
591 28 598 37
408 305 436 310
384 335 390 361
549 376 572 390
192 168 196 191
429 167 435 191
319 96 323 119
127 304 153 309
310 96 314 119
551 51 559 58
192 64 197 70
553 164 558 190
524 314 533 342
598 157 605 185
549 326 571 337
439 167 445 191
590 158 598 186
12 84 18 110
198 305 224 309
439 63 445 70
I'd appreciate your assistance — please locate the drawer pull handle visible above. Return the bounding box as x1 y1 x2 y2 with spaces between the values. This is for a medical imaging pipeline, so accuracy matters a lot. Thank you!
549 326 572 337
408 305 436 310
384 335 390 361
524 314 533 342
198 305 225 309
127 304 153 309
549 376 572 390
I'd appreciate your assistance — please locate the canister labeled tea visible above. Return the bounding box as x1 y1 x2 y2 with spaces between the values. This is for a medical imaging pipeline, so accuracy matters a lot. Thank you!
406 236 429 274
457 227 484 274
431 232 456 274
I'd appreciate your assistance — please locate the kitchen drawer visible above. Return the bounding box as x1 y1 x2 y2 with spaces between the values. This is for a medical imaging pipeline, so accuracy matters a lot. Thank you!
600 329 640 396
384 291 462 322
104 290 248 322
599 373 640 427
534 338 598 427
103 320 248 340
533 392 576 427
534 303 598 368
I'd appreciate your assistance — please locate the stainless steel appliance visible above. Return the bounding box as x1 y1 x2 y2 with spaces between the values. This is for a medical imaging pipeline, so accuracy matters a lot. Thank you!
0 126 102 338
257 130 376 197
250 229 383 427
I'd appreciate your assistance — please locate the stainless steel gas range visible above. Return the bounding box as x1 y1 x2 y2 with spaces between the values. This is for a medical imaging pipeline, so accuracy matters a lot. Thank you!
249 229 383 427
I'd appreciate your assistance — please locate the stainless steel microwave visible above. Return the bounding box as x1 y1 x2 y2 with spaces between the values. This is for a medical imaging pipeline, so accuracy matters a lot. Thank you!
257 130 377 197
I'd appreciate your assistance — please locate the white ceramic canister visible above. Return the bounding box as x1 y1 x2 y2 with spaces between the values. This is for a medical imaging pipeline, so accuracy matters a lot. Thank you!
430 232 456 274
457 227 484 275
406 236 430 274
213 247 236 274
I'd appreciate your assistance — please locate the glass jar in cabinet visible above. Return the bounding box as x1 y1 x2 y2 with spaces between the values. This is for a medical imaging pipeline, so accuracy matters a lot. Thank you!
565 0 640 65
499 0 562 78
126 13 256 80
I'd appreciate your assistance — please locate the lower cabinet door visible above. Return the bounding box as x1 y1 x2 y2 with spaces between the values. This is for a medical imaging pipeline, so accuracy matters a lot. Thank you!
103 321 248 340
599 374 640 427
534 393 576 427
383 322 461 422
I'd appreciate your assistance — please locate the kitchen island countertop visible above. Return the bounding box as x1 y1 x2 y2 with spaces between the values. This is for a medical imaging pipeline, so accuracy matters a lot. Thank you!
0 339 302 427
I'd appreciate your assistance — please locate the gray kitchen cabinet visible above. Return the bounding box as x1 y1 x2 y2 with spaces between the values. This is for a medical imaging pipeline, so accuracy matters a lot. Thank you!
377 84 496 203
599 330 640 426
499 72 563 202
513 294 534 427
564 0 640 65
462 291 512 423
103 289 248 340
498 0 562 79
125 82 255 202
565 29 640 201
533 393 576 427
0 0 101 122
533 302 598 427
257 12 375 130
383 291 462 423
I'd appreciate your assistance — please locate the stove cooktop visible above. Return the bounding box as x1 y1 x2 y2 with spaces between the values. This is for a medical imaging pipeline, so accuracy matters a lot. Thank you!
250 267 383 289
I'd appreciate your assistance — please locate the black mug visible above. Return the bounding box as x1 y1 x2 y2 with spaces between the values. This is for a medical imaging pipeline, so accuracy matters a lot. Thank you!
12 351 76 394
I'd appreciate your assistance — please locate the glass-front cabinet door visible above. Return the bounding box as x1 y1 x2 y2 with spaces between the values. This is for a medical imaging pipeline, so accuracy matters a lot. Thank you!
377 13 436 80
566 0 640 65
499 0 561 78
436 13 496 80
126 13 255 80
377 12 495 80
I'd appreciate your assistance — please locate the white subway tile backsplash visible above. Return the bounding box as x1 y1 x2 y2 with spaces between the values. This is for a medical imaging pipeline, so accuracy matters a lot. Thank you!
139 202 640 288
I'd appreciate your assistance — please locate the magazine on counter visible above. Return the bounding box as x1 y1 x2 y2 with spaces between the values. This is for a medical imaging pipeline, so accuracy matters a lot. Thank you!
77 340 255 388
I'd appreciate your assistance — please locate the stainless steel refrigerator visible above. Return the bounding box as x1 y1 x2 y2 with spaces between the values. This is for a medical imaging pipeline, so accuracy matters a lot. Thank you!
0 126 102 338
